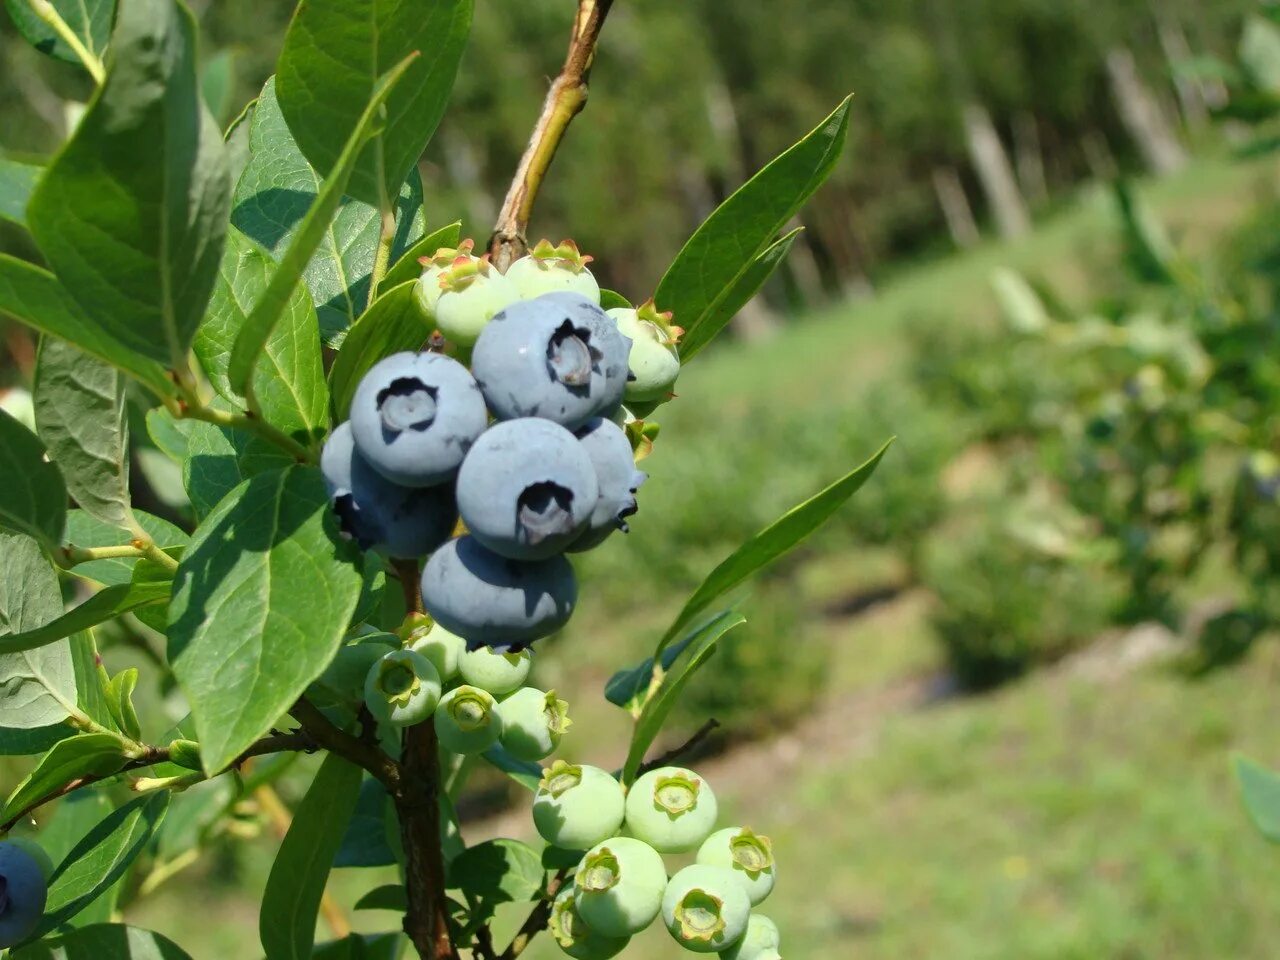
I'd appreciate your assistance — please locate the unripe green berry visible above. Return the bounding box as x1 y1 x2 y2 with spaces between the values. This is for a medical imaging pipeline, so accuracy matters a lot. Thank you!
406 620 466 681
434 685 502 754
720 914 781 960
624 766 718 853
495 687 571 761
548 882 629 959
363 649 442 728
608 300 681 404
661 864 750 953
427 255 520 346
573 836 667 938
533 760 625 851
505 239 601 304
695 827 776 906
458 646 532 696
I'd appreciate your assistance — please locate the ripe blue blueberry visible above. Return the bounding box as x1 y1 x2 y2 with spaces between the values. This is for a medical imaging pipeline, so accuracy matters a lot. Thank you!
0 840 49 947
660 864 751 953
532 761 626 850
569 417 647 552
471 293 631 429
720 914 781 960
548 882 630 960
608 300 682 405
695 827 775 906
349 352 488 487
321 422 458 559
495 687 571 761
420 536 577 651
363 648 442 728
434 685 502 754
624 766 719 853
573 836 668 938
456 419 599 560
458 646 533 695
504 239 601 304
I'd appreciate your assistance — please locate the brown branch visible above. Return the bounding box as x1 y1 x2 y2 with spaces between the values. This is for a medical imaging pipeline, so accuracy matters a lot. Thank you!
289 698 401 794
635 719 721 777
500 870 570 960
487 0 616 271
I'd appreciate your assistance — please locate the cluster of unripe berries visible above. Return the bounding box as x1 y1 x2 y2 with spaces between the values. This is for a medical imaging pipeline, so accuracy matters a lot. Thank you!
322 239 683 651
0 838 52 948
534 762 780 959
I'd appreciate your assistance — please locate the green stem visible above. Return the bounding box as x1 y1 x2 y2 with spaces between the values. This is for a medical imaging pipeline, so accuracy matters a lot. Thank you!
178 395 313 464
370 204 398 300
26 0 105 84
59 543 147 567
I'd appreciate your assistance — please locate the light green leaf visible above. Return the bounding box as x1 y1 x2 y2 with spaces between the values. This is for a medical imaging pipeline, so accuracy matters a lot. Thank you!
227 55 418 395
196 227 327 445
104 668 142 742
1236 754 1280 842
657 97 851 354
260 753 363 960
4 734 127 821
28 0 230 370
168 466 364 774
71 632 114 732
201 48 238 124
0 533 75 729
0 571 173 656
12 922 193 959
34 339 133 529
0 256 174 396
0 157 42 228
381 222 462 291
446 838 544 921
276 0 473 206
327 281 426 420
64 510 188 587
655 439 891 659
2 0 115 65
0 406 67 548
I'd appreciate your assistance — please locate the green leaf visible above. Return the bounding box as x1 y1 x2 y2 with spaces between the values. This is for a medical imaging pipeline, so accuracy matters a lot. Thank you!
0 574 173 657
656 97 851 354
168 466 364 774
604 626 704 712
231 79 426 346
34 339 133 530
482 745 543 792
178 409 294 519
1236 754 1280 842
311 934 402 960
71 632 114 732
39 790 115 864
259 752 363 960
31 793 169 940
0 256 174 396
599 289 631 311
381 222 462 291
196 227 327 445
64 510 188 587
3 0 115 65
677 228 802 363
622 610 746 783
446 838 544 921
227 55 418 395
201 48 238 124
334 778 397 868
12 922 193 959
4 733 126 821
0 157 42 228
104 668 142 742
353 884 406 912
0 406 67 548
28 0 231 370
0 533 76 729
327 281 426 420
654 439 891 660
276 0 472 206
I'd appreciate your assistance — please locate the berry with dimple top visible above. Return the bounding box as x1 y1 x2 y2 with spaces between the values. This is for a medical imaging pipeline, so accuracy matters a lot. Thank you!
504 239 601 304
321 422 458 558
471 293 630 429
624 766 719 853
608 300 682 405
456 418 599 560
349 352 488 488
496 687 570 761
434 685 502 754
363 648 441 728
696 827 776 906
0 840 49 947
532 761 625 851
660 864 751 953
416 239 477 315
458 646 532 695
548 882 629 959
431 254 521 346
569 417 647 552
402 616 465 681
720 914 781 960
572 837 668 938
420 536 577 651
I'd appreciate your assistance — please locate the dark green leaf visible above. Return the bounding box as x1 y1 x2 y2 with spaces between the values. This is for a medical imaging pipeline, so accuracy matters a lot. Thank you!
381 222 462 291
34 339 132 529
447 839 544 921
0 407 66 548
604 627 703 711
276 0 472 206
28 0 230 369
259 753 363 960
599 289 631 310
4 734 126 821
655 439 891 659
0 157 42 228
334 777 397 868
0 533 76 729
0 575 172 656
678 228 802 363
32 793 169 939
310 934 402 960
353 884 406 912
39 791 114 865
0 256 173 396
12 922 193 959
656 97 851 353
64 511 188 588
482 745 543 792
179 408 294 518
328 281 426 420
168 466 364 774
0 724 73 756
1236 754 1280 842
196 227 327 446
3 0 115 65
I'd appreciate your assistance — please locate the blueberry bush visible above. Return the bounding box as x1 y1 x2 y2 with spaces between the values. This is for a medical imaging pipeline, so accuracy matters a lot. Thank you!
0 1 888 957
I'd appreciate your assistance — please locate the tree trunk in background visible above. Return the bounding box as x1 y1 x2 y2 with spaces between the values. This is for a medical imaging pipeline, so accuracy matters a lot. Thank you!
931 166 981 249
1105 46 1188 175
1013 112 1049 208
963 102 1031 240
1155 14 1209 132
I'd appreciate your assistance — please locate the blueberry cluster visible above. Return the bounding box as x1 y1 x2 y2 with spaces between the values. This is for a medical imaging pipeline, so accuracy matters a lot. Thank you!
534 762 780 958
323 239 672 653
0 839 52 948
